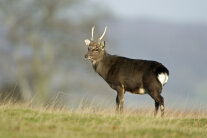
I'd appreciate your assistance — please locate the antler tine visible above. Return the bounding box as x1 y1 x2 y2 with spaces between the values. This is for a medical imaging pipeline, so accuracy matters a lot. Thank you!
98 26 107 43
91 26 95 41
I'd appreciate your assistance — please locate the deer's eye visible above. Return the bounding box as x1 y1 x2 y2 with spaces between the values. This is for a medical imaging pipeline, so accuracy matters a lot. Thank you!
92 48 99 51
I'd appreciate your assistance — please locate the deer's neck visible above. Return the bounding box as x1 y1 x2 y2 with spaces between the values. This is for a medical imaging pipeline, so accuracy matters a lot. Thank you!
92 52 111 80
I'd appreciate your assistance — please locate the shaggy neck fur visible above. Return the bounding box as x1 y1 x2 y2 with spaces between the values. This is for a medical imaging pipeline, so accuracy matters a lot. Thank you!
92 51 112 80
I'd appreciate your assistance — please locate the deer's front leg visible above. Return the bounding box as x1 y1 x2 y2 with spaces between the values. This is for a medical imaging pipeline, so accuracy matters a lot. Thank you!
116 94 120 113
116 84 125 113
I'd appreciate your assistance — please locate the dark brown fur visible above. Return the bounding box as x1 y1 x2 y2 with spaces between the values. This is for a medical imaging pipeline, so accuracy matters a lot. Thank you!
85 27 169 117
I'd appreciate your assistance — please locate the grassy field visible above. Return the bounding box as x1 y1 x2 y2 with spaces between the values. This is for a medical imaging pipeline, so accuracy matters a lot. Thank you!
0 104 207 138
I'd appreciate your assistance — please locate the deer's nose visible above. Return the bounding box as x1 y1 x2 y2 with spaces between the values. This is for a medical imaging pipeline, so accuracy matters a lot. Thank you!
85 54 88 58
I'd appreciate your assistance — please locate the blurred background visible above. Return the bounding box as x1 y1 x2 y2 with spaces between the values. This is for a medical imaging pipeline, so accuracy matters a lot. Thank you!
0 0 206 109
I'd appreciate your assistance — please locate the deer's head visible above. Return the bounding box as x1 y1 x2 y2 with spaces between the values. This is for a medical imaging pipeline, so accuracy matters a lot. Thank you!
84 26 107 64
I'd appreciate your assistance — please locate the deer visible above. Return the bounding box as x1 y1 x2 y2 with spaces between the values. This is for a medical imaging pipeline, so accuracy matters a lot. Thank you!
84 26 169 117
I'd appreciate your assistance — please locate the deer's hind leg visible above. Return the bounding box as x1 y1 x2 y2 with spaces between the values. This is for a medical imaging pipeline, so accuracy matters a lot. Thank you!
149 92 164 117
154 101 159 116
147 79 164 117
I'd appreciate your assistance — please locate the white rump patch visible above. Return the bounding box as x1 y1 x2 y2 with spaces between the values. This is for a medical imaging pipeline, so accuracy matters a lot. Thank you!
158 73 168 86
85 39 90 46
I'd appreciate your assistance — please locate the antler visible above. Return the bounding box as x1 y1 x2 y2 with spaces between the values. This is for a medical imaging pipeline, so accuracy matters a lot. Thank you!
91 26 95 41
98 26 107 44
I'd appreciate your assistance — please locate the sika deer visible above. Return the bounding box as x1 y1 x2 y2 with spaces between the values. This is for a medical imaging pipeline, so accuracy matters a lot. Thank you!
84 26 169 117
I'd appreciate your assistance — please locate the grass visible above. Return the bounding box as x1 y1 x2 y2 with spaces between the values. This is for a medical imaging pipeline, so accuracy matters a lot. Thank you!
0 103 207 138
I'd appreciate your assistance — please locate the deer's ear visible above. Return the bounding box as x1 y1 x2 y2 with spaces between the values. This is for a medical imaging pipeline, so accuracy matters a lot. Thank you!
84 39 90 46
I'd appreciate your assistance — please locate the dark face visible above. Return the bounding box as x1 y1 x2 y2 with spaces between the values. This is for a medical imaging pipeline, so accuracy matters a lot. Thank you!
84 40 105 64
84 26 107 64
